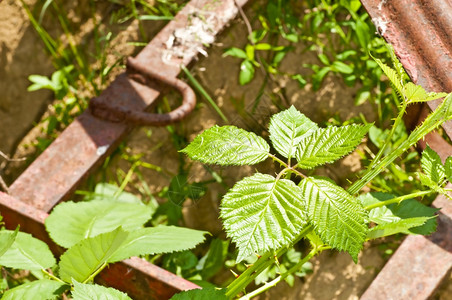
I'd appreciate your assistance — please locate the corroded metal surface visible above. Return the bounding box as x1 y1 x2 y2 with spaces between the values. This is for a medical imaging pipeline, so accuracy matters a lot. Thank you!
361 0 452 298
8 0 248 212
89 57 196 126
360 189 452 300
0 191 199 300
1 0 250 298
361 0 452 139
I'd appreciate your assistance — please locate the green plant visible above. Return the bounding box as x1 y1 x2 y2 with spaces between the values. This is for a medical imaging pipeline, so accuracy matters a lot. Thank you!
174 59 452 298
0 197 207 299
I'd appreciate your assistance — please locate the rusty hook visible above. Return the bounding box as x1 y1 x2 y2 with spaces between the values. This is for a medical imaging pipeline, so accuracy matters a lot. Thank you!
89 57 196 126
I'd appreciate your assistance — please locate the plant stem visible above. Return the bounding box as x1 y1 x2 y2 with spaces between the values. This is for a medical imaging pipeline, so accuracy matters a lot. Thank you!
42 269 66 284
348 95 451 195
181 65 229 123
239 248 318 300
363 190 434 211
268 154 288 168
83 262 108 284
225 225 313 299
368 103 407 170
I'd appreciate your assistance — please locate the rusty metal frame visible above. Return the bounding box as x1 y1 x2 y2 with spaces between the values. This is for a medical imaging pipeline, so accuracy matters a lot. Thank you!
360 0 452 299
0 0 249 299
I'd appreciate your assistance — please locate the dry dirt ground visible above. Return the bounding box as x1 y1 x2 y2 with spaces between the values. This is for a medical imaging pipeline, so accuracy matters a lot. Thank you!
0 1 450 299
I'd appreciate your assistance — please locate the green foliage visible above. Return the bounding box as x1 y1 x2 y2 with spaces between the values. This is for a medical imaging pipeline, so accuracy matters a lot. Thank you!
180 126 270 166
221 173 308 262
0 229 18 258
269 106 318 160
296 124 371 169
72 281 132 300
45 200 154 248
170 286 227 300
300 177 367 262
0 231 56 271
421 145 446 184
359 193 437 239
1 279 68 300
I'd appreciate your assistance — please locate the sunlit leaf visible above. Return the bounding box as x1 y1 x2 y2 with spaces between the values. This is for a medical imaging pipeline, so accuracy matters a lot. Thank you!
300 177 367 262
2 279 68 300
72 281 132 300
269 106 318 160
296 124 371 169
181 125 269 166
221 173 308 262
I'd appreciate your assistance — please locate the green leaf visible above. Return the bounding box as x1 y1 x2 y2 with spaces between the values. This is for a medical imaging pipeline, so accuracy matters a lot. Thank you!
368 218 431 239
60 226 207 283
171 287 227 300
45 200 154 248
84 182 144 204
220 173 308 262
312 67 330 91
269 106 318 160
299 177 367 262
2 279 68 300
331 61 353 74
355 19 370 50
72 281 132 300
199 239 229 280
404 82 448 104
0 231 56 270
358 192 437 236
222 47 247 59
239 60 255 85
108 226 208 262
373 57 403 95
445 156 452 181
296 124 371 169
0 228 18 258
181 125 270 166
27 75 54 91
421 145 446 183
59 227 130 282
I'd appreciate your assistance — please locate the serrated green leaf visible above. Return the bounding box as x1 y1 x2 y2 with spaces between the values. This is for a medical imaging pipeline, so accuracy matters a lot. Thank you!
300 177 367 262
418 172 443 192
269 106 318 160
445 156 452 181
0 228 18 258
221 173 308 262
1 279 68 300
368 217 431 239
108 226 208 262
170 287 227 300
373 57 403 95
181 126 270 166
59 227 130 282
0 231 56 270
421 145 446 183
45 200 153 248
296 124 371 169
404 82 448 104
359 192 438 236
72 281 132 300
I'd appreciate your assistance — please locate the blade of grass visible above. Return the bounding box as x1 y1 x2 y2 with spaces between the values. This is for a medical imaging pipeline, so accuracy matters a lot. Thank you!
181 66 229 123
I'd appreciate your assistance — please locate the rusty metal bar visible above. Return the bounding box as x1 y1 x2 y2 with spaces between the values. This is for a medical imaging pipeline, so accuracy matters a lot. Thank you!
360 188 452 300
89 57 197 126
360 0 452 298
8 0 248 212
0 0 250 298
